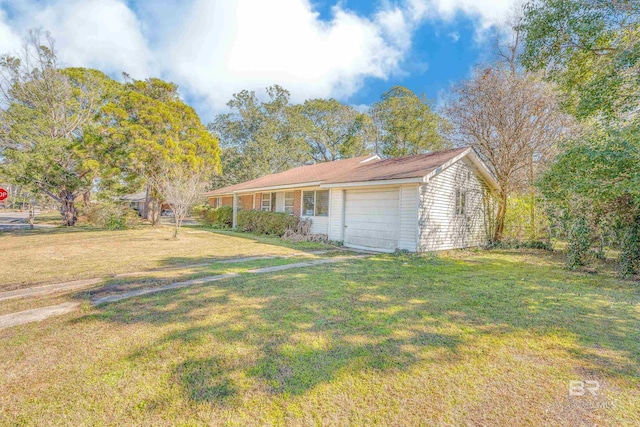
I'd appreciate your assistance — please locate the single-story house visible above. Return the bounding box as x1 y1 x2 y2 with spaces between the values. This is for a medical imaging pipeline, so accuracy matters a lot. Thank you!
119 191 171 217
205 147 499 253
120 191 147 213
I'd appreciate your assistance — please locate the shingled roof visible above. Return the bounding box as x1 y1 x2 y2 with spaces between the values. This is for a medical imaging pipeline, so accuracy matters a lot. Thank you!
206 147 487 196
325 147 469 184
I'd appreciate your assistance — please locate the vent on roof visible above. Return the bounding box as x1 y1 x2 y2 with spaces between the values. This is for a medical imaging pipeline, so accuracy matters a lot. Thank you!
359 155 380 163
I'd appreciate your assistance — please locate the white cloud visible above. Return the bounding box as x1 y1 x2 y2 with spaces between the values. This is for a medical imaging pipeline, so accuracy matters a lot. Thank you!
0 0 519 118
448 31 460 42
0 8 21 54
167 0 407 112
412 0 519 29
1 0 153 77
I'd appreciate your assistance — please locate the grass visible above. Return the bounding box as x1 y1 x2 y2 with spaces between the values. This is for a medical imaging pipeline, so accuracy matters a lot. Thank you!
0 254 329 316
0 225 332 292
1 241 638 425
82 255 333 301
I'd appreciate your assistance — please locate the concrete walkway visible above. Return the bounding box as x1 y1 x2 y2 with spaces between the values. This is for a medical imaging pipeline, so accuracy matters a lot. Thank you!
0 278 103 303
92 257 353 305
0 302 81 330
0 250 332 302
0 255 365 330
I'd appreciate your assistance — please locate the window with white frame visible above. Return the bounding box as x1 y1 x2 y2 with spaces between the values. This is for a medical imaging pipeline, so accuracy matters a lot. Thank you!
316 191 329 216
302 190 329 217
303 191 314 216
212 197 221 208
455 190 466 215
261 193 271 211
284 191 294 214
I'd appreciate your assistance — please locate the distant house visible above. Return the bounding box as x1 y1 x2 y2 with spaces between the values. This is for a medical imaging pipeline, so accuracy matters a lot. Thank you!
119 192 171 217
120 191 147 214
206 147 499 253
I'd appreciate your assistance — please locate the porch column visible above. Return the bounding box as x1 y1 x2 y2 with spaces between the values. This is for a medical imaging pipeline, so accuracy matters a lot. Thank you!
232 193 238 228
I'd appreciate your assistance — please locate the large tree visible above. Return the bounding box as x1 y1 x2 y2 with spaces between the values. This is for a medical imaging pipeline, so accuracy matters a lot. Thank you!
369 86 448 157
443 66 574 241
521 0 640 272
539 122 640 274
520 0 640 120
99 78 220 225
210 85 309 187
293 98 370 162
0 31 118 226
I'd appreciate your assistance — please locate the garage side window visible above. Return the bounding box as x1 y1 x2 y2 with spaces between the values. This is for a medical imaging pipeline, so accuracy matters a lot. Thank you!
455 190 466 215
284 191 294 214
302 190 329 216
303 191 315 216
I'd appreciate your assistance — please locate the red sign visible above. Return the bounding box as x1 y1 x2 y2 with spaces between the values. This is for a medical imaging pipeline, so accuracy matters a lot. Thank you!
0 188 7 201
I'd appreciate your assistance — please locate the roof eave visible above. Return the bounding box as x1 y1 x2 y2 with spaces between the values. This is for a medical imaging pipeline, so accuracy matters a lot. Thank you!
320 177 424 188
205 181 324 197
464 150 501 192
422 147 500 192
422 147 472 183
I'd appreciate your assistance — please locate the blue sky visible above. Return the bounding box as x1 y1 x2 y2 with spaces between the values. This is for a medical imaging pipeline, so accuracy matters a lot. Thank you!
0 0 516 121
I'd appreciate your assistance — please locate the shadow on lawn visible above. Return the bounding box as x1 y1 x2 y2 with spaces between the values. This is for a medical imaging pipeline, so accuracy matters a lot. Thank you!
78 251 640 404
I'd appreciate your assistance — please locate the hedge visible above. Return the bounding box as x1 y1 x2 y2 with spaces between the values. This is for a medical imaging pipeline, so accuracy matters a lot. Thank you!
194 205 233 228
236 210 298 236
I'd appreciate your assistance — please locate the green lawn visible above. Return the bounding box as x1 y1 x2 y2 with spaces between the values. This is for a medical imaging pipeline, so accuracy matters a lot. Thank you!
1 244 638 425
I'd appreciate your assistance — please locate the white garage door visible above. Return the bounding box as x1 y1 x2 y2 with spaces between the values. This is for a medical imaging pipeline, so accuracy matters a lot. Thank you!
344 188 399 252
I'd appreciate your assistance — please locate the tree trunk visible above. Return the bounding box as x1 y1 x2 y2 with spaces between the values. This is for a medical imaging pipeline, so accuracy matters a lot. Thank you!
142 186 150 220
493 191 507 242
173 216 180 238
60 190 78 226
149 198 161 227
529 155 536 240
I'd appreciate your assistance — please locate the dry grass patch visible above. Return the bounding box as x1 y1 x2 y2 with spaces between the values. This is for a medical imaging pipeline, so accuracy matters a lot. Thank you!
0 226 330 292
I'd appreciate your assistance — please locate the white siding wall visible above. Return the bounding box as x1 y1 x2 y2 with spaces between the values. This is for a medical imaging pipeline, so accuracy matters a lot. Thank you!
398 185 419 251
307 216 329 234
419 159 489 251
328 189 344 241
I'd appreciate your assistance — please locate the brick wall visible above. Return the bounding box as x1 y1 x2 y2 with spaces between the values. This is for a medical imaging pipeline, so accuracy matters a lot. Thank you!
254 192 262 210
221 196 233 207
239 195 253 210
293 190 301 217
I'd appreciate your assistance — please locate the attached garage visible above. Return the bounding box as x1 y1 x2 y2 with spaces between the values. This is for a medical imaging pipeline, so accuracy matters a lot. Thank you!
344 188 399 252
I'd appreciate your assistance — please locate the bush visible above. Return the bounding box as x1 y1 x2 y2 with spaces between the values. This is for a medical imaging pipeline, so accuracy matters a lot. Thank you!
236 210 298 236
486 239 553 251
282 218 328 243
82 202 141 230
567 216 592 269
195 205 233 228
620 223 640 277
